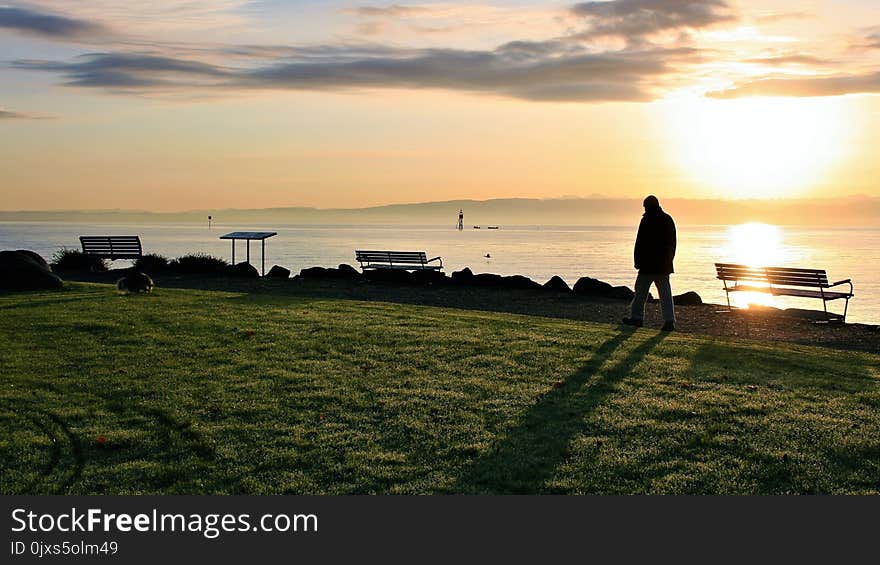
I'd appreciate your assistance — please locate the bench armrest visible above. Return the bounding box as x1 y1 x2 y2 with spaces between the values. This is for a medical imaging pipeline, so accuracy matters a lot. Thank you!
829 279 853 296
427 256 442 266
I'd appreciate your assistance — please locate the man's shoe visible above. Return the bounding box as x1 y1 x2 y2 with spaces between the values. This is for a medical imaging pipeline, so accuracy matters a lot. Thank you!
622 317 643 328
661 321 675 331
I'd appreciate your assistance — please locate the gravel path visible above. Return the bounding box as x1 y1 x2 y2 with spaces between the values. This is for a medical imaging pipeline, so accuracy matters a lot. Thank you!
289 279 879 354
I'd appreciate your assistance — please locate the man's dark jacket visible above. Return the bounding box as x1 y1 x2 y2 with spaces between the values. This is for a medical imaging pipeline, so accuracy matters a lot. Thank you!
634 207 676 274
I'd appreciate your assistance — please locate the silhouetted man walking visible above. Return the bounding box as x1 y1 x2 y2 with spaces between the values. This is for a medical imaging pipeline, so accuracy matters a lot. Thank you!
623 195 676 331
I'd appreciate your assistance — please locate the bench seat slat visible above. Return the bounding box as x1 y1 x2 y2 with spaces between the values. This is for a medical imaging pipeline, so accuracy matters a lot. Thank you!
361 265 442 270
717 277 830 287
727 285 852 300
721 279 830 288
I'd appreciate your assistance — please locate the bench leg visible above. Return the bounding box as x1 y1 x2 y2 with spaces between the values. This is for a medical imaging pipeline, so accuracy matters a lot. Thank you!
819 298 848 324
715 289 734 313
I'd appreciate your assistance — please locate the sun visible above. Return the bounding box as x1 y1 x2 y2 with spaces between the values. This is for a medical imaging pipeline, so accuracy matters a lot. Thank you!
663 96 851 199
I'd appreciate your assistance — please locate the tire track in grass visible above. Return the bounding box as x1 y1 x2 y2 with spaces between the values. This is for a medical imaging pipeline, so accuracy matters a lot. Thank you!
46 411 84 492
3 391 217 493
0 402 83 494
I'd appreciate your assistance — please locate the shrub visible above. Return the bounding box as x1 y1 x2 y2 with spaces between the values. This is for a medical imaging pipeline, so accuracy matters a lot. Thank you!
51 248 108 272
169 253 228 274
134 253 170 273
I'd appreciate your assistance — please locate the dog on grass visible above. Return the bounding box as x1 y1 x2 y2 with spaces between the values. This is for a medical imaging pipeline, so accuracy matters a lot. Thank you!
116 270 154 293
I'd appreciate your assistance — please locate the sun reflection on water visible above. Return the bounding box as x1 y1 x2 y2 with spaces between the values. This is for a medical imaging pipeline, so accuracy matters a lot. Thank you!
721 223 785 308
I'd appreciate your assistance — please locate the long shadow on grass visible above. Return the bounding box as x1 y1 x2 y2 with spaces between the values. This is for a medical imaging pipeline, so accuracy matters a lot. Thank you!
452 328 667 494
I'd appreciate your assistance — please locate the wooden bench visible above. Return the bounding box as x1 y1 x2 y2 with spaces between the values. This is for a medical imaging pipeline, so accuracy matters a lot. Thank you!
355 250 442 271
79 236 143 260
715 263 854 322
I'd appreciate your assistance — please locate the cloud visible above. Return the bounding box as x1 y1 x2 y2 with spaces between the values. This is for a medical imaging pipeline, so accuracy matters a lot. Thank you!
348 5 432 18
752 11 811 24
21 0 251 33
14 53 230 89
570 0 735 43
242 46 686 101
4 2 727 103
851 26 880 51
0 108 53 119
0 5 106 38
707 71 880 99
14 43 701 102
743 53 831 67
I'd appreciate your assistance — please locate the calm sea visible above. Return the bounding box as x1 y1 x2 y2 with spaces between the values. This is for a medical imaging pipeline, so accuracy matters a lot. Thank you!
1 222 878 324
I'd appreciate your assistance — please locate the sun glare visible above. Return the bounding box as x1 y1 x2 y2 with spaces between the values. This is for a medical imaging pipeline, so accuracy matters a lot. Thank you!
720 222 785 307
724 222 784 266
665 96 851 198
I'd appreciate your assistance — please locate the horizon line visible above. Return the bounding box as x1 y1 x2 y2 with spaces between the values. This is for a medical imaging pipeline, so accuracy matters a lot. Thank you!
1 194 878 216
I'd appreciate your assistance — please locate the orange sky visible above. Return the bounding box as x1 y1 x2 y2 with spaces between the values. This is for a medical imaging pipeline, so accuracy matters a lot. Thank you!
1 1 880 211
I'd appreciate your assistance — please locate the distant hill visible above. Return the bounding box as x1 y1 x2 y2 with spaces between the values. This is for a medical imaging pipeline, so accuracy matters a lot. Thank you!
1 196 878 226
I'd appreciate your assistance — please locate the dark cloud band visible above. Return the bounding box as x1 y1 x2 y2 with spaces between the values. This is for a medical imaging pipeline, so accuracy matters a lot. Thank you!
13 44 702 102
0 6 105 38
571 0 734 42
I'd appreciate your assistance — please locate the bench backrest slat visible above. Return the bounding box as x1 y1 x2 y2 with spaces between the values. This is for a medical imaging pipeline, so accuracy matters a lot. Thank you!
715 263 829 288
80 236 142 258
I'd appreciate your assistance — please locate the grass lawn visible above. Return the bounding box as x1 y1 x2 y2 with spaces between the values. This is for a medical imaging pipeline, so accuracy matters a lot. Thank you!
1 282 878 494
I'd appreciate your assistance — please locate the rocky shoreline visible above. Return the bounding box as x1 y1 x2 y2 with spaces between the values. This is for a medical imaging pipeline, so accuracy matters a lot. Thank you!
294 264 705 305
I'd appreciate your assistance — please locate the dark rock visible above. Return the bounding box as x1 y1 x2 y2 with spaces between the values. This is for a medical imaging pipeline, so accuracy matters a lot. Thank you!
227 262 260 278
673 291 703 306
300 264 361 280
116 270 154 293
543 275 571 292
15 250 50 270
0 250 63 290
299 266 336 279
364 268 412 284
265 265 291 279
610 286 635 300
410 269 448 286
472 273 504 287
501 275 542 290
337 264 361 279
450 267 474 285
572 276 614 296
